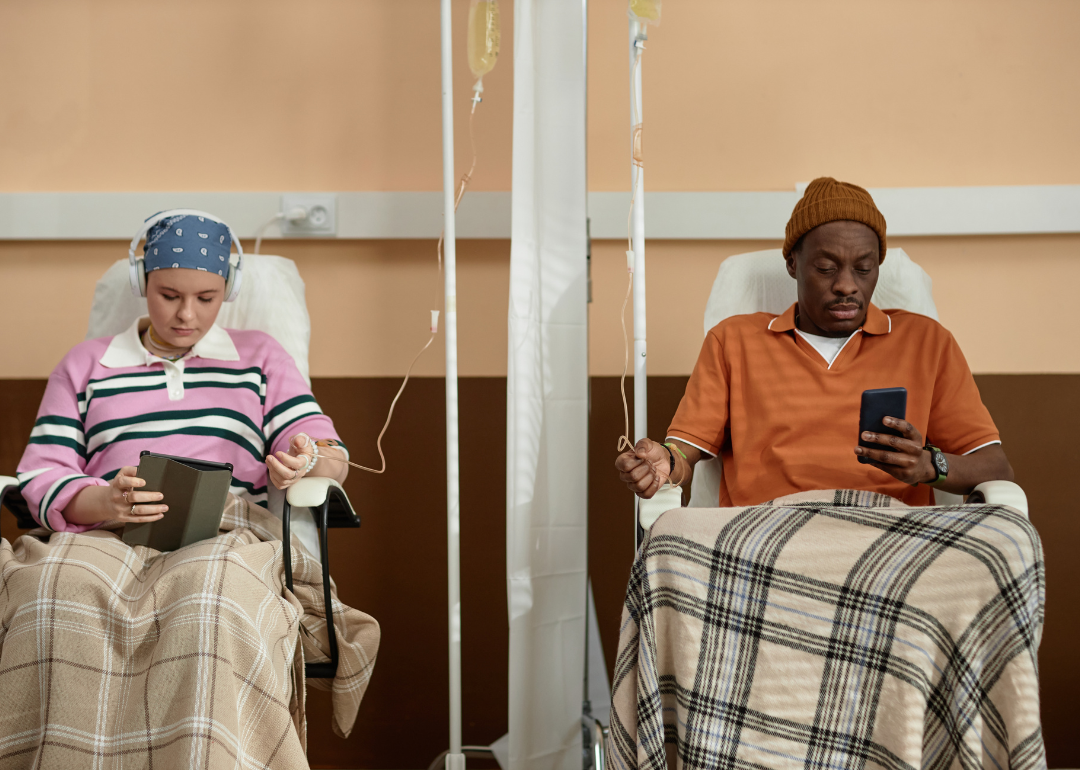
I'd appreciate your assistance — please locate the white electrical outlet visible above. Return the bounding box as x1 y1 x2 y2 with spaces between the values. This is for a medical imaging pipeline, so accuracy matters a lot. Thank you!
280 194 337 236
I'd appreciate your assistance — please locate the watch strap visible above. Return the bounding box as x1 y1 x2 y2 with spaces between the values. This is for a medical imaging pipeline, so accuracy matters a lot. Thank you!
924 443 948 486
661 443 675 477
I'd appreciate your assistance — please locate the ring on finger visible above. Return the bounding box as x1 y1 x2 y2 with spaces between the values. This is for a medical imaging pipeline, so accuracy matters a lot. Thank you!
292 469 299 480
122 490 129 500
130 505 136 516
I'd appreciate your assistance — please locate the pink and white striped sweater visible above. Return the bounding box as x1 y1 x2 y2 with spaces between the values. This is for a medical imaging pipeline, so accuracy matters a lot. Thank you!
16 318 342 533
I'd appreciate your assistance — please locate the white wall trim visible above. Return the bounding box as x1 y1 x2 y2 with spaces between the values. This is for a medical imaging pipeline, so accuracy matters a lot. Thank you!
1 186 1077 240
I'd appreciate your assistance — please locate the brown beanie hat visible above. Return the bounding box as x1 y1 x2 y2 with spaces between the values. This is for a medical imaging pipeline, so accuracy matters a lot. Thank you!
783 177 887 262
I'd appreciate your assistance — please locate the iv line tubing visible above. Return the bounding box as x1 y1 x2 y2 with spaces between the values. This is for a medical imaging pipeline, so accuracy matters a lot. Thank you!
440 0 465 764
311 332 436 474
319 91 482 480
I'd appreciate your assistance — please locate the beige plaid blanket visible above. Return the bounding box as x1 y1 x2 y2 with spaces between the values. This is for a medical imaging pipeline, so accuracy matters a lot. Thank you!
609 490 1045 770
0 496 380 769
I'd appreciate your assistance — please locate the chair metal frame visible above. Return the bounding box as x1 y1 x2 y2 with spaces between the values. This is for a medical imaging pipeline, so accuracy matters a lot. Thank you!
281 478 360 679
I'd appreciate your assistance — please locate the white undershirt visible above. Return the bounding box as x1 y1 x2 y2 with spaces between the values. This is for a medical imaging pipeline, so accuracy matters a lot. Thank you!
795 329 855 367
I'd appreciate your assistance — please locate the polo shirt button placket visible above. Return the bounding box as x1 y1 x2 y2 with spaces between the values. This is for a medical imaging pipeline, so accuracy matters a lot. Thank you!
164 360 186 401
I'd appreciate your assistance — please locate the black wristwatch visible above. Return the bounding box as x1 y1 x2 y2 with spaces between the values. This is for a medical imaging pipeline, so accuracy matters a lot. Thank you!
924 443 949 487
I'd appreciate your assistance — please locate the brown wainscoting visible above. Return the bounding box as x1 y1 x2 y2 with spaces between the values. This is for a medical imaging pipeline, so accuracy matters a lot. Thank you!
1 375 1077 767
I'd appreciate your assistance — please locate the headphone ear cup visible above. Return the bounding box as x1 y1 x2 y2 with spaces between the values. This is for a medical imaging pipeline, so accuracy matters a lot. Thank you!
223 268 235 302
130 258 149 298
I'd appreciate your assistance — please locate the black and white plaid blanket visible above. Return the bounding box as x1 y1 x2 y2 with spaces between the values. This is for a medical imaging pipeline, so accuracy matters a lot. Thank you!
607 490 1045 770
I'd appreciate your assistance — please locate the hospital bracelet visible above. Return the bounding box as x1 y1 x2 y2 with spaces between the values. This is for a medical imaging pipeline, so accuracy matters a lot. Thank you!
663 442 687 460
663 442 687 483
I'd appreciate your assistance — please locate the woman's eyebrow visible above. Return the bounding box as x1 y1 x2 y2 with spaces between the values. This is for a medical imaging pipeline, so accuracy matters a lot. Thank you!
157 286 219 295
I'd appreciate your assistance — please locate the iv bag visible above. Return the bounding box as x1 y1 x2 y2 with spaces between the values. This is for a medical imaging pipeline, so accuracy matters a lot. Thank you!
468 0 500 80
629 0 661 26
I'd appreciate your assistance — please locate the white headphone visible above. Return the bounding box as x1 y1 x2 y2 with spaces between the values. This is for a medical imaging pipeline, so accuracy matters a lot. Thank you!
128 209 244 302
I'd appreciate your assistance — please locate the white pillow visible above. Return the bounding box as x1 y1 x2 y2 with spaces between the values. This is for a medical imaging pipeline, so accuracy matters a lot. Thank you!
703 247 938 336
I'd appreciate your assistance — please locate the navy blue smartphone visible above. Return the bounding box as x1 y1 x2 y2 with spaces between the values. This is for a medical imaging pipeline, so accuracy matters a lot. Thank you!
858 388 907 464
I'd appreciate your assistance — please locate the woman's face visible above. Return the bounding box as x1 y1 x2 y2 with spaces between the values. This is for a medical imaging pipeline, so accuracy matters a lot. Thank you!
146 268 227 348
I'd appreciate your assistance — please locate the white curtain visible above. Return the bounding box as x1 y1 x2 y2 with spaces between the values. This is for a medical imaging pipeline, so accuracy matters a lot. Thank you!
506 0 589 767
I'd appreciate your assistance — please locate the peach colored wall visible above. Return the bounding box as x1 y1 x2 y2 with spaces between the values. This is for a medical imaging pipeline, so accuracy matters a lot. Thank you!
3 0 1077 192
0 0 514 193
589 236 1080 376
3 235 1077 378
1 0 1078 378
0 239 509 379
588 0 1080 190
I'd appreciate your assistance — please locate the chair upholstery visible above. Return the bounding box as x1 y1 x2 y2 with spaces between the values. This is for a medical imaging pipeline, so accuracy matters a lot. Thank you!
702 247 938 335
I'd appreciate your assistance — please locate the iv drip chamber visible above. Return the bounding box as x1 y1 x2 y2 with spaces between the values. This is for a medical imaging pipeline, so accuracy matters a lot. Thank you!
629 0 662 25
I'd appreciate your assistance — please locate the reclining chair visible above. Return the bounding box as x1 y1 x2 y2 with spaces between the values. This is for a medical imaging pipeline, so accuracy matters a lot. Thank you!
638 246 1028 528
0 254 359 680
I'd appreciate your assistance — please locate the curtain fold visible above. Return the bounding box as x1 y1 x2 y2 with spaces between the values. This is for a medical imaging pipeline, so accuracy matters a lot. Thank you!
506 1 589 767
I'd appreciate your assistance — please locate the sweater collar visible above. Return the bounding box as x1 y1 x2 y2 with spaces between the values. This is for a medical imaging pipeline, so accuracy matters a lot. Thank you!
99 316 240 368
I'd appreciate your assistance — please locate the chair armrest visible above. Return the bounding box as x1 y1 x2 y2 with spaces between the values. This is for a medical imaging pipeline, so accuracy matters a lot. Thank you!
287 477 360 528
287 477 341 508
969 480 1028 518
638 484 683 530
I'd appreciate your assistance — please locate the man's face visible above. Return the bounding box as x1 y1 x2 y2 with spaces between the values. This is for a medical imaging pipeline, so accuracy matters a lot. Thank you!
785 220 880 337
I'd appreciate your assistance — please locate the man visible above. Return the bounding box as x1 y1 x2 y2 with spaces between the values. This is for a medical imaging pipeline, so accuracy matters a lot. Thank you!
616 177 1013 507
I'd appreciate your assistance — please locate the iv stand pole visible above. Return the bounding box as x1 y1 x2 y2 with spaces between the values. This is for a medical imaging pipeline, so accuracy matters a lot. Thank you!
630 17 647 549
440 1 465 768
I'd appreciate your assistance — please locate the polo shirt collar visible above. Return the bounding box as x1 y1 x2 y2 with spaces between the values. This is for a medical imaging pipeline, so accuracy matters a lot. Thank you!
99 316 240 368
768 302 891 335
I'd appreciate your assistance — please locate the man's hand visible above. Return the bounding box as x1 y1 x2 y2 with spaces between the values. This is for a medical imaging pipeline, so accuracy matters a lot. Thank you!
855 416 934 486
615 438 671 498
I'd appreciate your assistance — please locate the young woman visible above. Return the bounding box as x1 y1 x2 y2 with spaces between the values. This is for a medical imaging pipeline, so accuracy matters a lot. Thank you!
5 212 377 765
18 211 350 530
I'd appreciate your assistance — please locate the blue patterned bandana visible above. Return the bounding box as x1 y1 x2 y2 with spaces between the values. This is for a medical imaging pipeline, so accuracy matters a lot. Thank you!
143 213 233 279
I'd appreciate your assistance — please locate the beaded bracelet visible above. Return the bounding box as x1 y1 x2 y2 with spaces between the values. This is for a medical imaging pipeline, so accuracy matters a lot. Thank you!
304 442 319 473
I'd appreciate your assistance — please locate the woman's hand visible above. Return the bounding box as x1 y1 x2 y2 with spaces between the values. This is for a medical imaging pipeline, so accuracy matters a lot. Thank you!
266 434 315 490
106 466 168 523
63 467 167 526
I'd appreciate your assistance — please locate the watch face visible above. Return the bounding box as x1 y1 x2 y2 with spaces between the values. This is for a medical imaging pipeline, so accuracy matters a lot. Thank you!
934 452 949 474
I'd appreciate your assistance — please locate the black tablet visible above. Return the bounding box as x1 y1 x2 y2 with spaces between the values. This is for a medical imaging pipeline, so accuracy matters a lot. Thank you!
121 451 235 551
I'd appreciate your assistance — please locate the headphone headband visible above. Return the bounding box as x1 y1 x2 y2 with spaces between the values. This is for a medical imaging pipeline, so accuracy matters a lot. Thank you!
128 209 244 302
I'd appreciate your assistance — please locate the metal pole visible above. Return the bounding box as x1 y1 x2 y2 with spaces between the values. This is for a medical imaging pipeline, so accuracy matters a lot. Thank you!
440 1 464 768
630 18 647 544
582 0 592 721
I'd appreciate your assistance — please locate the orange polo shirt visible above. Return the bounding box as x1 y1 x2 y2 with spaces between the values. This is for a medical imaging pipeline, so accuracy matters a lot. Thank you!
666 303 1000 507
